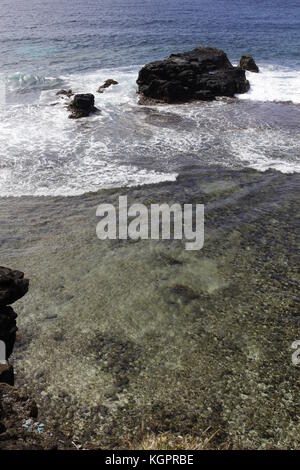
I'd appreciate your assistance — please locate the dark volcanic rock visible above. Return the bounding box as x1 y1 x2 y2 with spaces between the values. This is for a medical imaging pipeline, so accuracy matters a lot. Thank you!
97 79 119 93
0 365 14 386
68 93 97 119
56 89 73 98
0 307 17 359
0 384 70 449
240 55 259 73
0 269 70 449
0 267 29 307
0 267 28 385
137 47 250 104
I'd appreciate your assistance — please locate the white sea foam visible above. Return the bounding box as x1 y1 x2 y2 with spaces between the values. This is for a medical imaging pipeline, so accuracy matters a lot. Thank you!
237 65 300 104
0 64 299 197
0 67 177 197
229 128 300 174
7 72 63 93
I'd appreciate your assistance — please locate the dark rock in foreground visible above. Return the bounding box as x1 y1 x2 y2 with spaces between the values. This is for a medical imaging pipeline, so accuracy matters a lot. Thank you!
0 365 14 386
97 79 119 93
240 55 259 73
137 47 250 104
0 267 28 386
0 268 70 449
0 307 17 360
0 267 29 307
0 383 70 449
68 93 98 119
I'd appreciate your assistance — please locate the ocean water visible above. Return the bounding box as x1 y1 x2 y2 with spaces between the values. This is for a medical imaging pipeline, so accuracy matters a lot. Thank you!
0 0 300 196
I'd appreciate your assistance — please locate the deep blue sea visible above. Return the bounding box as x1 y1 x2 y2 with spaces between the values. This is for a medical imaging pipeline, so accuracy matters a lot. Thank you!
1 0 300 74
0 0 300 196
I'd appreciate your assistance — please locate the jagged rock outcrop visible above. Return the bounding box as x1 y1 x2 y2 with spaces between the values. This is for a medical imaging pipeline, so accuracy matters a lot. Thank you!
68 93 98 119
0 365 14 387
240 55 259 73
0 267 29 306
0 307 17 360
137 47 250 104
97 79 119 93
0 267 29 385
0 267 70 449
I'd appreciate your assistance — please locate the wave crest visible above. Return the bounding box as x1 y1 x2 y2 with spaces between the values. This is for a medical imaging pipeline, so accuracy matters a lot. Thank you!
7 72 63 93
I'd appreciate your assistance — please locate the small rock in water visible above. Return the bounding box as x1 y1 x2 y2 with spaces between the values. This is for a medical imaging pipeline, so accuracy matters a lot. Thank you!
97 79 119 93
239 55 259 73
68 93 98 119
56 89 73 98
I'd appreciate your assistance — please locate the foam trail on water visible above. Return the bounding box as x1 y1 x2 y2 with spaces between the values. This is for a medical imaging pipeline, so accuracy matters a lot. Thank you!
237 65 300 104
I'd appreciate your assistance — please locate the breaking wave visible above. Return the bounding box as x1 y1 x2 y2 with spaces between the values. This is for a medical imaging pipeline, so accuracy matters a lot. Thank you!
6 72 64 93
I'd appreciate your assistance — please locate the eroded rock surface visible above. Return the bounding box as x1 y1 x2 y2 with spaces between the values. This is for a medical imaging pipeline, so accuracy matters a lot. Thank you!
240 55 259 73
0 307 17 360
137 47 250 103
0 267 29 384
97 79 119 93
68 93 98 119
0 267 29 307
0 267 71 449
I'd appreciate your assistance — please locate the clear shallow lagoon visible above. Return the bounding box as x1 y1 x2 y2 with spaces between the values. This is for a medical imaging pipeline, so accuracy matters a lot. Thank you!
1 165 299 449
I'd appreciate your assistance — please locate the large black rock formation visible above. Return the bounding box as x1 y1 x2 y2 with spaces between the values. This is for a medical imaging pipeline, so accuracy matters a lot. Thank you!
137 47 250 103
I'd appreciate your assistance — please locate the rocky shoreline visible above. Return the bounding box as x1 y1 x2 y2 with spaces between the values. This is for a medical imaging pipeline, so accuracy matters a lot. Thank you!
0 268 70 449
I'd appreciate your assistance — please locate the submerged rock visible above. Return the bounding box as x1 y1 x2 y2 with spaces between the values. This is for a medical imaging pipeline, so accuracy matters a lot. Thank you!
240 55 259 73
97 79 119 93
137 46 250 103
68 93 97 119
56 89 73 98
